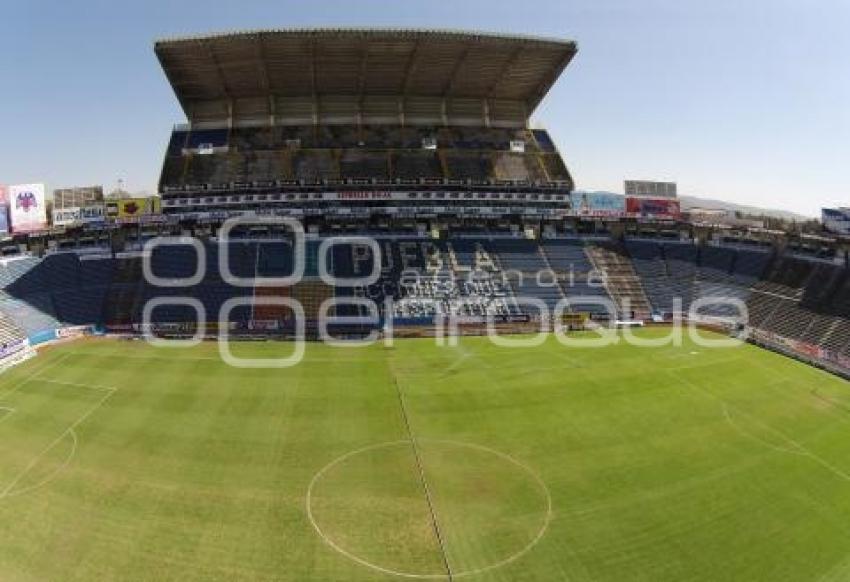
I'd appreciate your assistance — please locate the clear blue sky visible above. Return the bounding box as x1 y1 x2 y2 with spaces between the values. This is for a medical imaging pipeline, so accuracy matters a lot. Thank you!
1 0 847 217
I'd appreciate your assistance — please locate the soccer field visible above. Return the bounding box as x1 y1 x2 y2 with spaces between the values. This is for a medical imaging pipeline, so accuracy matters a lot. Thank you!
1 329 849 581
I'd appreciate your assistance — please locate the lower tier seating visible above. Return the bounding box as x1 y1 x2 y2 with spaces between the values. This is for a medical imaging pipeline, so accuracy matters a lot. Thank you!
0 239 845 367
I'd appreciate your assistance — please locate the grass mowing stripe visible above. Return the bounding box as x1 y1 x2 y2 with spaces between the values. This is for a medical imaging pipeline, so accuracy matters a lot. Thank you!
3 330 850 581
390 365 454 581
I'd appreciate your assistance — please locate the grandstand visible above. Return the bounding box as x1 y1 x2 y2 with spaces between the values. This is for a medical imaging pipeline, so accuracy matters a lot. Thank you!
154 29 575 221
0 27 847 376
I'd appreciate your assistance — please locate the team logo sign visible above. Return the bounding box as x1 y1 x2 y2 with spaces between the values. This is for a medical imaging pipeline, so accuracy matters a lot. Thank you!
9 183 47 232
16 190 38 212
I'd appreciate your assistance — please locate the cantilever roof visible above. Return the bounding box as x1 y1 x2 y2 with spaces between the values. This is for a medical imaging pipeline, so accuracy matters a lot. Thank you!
155 28 577 124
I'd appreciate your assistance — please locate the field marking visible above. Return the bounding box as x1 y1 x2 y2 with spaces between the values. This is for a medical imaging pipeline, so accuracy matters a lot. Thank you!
0 371 118 501
65 349 393 365
817 553 850 582
0 353 73 401
1 430 78 500
662 353 748 373
65 350 222 362
28 375 118 394
747 382 850 430
0 387 115 499
811 389 850 419
306 439 552 579
555 452 771 522
721 404 806 456
672 371 850 484
391 373 453 580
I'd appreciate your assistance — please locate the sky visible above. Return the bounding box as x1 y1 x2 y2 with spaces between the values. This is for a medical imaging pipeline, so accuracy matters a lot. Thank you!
0 0 847 217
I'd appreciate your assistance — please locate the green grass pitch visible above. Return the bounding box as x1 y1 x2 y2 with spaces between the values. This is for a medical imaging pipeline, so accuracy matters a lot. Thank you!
1 328 849 581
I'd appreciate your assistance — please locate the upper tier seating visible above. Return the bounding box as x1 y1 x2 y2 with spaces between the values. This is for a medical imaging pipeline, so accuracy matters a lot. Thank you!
159 125 571 189
444 153 493 181
391 152 442 180
187 128 229 149
340 151 389 180
293 151 338 182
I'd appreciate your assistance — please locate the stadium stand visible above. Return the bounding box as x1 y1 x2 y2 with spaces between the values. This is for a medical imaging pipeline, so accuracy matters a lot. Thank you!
0 311 27 348
0 233 847 377
744 256 850 354
161 125 567 190
0 28 847 381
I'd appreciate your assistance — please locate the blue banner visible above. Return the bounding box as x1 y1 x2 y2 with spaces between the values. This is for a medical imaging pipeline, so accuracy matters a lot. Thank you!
28 329 58 346
570 191 626 217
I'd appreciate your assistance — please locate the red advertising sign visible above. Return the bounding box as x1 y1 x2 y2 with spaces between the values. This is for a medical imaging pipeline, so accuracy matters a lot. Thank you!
626 197 681 219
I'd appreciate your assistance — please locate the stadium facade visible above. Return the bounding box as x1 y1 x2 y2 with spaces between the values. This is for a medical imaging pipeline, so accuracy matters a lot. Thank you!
0 29 848 378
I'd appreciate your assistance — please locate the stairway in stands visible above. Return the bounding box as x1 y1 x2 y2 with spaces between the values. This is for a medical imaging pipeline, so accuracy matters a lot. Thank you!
539 239 612 317
584 243 652 319
0 311 27 346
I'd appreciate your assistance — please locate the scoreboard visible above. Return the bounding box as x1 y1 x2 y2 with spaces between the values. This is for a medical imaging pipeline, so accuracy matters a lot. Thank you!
624 180 677 199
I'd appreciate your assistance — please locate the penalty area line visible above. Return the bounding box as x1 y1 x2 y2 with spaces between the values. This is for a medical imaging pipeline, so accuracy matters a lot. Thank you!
27 375 118 394
0 387 115 499
671 370 850 484
0 353 74 401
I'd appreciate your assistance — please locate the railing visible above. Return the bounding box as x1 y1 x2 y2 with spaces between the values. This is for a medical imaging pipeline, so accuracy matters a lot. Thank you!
162 177 573 195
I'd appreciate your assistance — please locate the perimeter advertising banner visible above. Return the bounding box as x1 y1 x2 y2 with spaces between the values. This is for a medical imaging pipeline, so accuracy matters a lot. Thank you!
119 197 160 218
9 183 47 232
626 196 681 220
110 197 161 221
0 185 9 236
52 205 106 227
570 191 626 217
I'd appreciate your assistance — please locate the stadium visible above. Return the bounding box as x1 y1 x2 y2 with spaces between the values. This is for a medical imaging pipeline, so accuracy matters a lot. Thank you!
1 28 849 581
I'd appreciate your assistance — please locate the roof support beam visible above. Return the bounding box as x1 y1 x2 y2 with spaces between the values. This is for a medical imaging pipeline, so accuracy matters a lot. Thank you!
441 42 472 98
201 39 233 127
401 40 422 95
256 35 274 124
255 35 271 92
486 45 525 98
309 39 318 125
356 40 369 127
202 39 231 101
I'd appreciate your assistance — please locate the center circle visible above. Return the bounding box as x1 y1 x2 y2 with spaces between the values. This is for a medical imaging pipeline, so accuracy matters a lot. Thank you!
306 439 552 578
